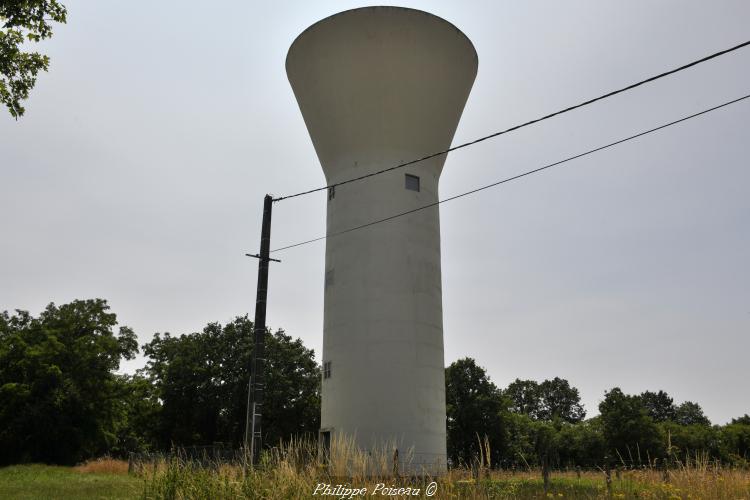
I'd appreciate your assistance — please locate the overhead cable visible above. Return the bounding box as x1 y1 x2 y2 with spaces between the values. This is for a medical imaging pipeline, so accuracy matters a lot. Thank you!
270 93 750 253
272 40 750 202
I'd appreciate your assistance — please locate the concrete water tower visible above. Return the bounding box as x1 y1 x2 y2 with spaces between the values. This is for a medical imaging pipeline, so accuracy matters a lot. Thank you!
286 7 477 473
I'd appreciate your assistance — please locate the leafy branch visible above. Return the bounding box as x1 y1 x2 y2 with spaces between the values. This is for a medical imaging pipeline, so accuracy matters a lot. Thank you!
0 0 67 118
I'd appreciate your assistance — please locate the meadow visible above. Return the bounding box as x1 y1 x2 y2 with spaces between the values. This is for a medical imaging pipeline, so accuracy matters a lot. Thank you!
139 463 750 499
3 439 749 499
136 440 750 500
0 461 142 500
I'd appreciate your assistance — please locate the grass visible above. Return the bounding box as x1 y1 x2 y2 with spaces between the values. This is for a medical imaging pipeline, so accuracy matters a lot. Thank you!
134 436 750 499
137 464 750 499
1 444 748 499
75 457 131 475
448 468 750 498
0 462 141 500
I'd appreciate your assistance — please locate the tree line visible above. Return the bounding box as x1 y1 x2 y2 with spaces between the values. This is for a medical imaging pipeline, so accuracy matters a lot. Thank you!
445 358 749 469
0 299 319 465
1 299 748 468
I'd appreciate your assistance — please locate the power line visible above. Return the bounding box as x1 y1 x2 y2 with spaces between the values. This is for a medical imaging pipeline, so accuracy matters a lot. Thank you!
273 39 750 203
270 93 750 253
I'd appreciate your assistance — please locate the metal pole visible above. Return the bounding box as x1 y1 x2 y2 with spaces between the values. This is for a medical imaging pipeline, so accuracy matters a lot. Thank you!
245 194 274 467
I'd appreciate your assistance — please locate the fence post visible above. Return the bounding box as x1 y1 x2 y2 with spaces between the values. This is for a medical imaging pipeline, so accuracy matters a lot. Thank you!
605 463 612 496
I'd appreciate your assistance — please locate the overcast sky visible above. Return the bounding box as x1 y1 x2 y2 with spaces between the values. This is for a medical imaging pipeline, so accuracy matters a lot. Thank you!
2 1 748 424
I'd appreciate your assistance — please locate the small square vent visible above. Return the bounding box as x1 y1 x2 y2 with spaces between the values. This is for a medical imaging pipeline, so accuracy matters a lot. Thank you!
405 174 420 192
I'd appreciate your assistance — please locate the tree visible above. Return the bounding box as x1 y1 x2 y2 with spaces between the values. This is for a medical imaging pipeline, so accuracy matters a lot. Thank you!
599 387 663 464
1 0 67 117
111 374 161 456
675 401 711 426
557 417 607 467
730 415 750 426
445 358 509 466
505 412 536 466
720 419 750 464
638 390 676 422
505 379 542 419
661 421 719 459
534 419 562 491
537 377 586 423
505 377 586 423
141 316 320 450
0 299 137 465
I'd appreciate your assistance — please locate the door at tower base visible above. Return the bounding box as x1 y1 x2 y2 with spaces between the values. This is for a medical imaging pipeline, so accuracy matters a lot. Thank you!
287 7 477 474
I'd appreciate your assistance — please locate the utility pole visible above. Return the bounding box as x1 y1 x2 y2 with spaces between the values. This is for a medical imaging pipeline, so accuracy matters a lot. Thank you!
244 194 280 467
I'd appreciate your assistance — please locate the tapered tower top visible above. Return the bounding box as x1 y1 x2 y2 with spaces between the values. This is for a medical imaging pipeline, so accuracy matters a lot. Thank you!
286 7 478 182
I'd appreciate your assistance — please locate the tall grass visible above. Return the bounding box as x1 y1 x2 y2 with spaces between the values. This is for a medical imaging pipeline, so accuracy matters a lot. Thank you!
137 437 750 499
75 456 130 475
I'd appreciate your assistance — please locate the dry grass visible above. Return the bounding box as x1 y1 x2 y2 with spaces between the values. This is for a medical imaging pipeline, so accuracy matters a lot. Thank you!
622 458 750 499
138 464 750 499
74 457 130 475
134 437 750 499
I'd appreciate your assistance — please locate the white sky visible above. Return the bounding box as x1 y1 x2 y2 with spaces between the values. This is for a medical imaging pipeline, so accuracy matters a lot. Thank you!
1 1 748 424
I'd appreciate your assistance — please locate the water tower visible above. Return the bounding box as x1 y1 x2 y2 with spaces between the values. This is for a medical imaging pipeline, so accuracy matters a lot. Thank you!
286 6 477 473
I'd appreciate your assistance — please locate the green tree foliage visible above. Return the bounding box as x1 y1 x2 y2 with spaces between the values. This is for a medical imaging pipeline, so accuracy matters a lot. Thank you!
111 374 161 455
556 417 607 467
505 377 585 423
0 299 137 465
505 379 542 418
2 299 748 468
661 421 720 459
599 387 663 464
505 412 536 466
720 420 750 464
538 377 586 423
141 316 320 450
503 384 747 469
506 416 606 469
639 390 677 422
675 401 711 426
0 0 67 117
532 419 559 475
445 358 508 466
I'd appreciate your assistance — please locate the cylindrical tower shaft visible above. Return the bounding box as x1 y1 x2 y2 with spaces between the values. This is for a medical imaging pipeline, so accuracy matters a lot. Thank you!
286 7 477 473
